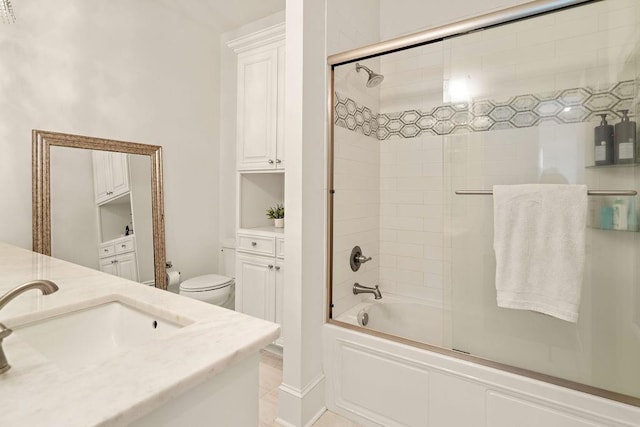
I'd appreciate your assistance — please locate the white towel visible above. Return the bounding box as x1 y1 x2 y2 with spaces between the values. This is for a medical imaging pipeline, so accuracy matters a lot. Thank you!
493 184 587 322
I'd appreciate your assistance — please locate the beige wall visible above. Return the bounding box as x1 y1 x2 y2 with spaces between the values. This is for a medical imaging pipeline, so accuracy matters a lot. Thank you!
0 0 221 280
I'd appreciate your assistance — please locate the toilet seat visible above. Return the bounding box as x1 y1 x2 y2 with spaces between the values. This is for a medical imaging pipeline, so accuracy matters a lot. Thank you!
180 274 234 292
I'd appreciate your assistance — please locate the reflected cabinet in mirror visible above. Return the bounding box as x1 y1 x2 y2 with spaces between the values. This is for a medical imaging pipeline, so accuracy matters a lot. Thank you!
32 130 167 289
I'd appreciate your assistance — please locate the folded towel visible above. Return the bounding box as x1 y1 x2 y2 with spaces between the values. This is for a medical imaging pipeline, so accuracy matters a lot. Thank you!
493 184 587 322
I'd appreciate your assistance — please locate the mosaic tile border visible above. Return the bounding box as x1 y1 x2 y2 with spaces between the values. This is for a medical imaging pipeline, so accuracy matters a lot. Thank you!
334 80 636 140
334 92 379 139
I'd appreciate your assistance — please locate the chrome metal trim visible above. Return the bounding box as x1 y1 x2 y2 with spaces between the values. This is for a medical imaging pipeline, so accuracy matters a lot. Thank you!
326 67 335 321
327 0 596 66
455 189 638 196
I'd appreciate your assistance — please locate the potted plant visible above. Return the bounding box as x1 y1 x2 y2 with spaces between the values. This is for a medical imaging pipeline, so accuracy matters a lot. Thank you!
266 203 284 228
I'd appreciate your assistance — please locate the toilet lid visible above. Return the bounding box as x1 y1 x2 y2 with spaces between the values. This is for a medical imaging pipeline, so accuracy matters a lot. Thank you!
180 274 234 292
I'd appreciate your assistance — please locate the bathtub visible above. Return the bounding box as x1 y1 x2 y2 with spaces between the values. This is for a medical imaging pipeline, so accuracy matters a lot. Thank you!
336 296 445 346
324 295 640 427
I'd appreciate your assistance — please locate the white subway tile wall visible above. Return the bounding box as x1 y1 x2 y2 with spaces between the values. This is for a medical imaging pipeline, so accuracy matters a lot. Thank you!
332 126 380 317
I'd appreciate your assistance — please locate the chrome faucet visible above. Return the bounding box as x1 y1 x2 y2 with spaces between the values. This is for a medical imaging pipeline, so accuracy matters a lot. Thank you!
0 280 59 374
353 282 382 300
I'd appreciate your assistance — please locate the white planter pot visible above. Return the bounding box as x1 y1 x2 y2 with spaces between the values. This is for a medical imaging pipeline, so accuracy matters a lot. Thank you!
274 218 284 228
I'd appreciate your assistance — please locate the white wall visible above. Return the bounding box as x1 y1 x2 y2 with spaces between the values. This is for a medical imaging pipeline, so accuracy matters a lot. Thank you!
50 147 100 270
130 154 155 284
0 0 220 281
326 0 380 56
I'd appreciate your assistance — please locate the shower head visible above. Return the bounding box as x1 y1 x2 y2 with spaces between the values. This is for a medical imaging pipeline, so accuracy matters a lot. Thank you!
355 63 384 88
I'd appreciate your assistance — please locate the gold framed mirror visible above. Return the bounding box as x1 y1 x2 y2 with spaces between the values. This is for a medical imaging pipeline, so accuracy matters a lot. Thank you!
32 130 167 289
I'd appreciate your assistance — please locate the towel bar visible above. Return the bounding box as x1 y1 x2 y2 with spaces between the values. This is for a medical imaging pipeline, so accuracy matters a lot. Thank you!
455 190 638 196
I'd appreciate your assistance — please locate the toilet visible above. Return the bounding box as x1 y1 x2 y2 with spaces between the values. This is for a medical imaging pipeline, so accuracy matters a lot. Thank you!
179 242 235 310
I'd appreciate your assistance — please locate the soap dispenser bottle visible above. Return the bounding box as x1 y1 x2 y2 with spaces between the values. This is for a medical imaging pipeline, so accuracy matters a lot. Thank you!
594 113 614 165
614 109 636 164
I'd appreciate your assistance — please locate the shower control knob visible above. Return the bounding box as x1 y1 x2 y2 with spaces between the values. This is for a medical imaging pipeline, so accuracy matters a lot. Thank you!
350 246 372 272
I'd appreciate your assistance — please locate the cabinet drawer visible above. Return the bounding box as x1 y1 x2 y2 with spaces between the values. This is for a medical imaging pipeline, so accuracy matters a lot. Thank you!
99 243 115 258
237 234 275 256
276 238 284 259
115 236 135 254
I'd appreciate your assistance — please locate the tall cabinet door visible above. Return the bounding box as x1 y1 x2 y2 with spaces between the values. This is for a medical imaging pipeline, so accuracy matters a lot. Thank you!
235 253 275 322
92 151 111 204
274 259 284 345
109 153 130 199
274 43 286 170
237 47 279 170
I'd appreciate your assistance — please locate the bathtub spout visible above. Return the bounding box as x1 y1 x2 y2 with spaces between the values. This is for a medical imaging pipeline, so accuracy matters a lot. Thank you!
353 283 382 299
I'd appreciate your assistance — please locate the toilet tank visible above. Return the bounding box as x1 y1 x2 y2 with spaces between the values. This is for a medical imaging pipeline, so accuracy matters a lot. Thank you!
219 239 236 278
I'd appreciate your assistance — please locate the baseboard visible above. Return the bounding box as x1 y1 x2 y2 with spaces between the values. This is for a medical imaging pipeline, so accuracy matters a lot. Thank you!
277 373 326 426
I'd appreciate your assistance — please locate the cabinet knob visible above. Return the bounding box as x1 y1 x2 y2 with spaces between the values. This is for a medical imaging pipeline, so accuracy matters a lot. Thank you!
251 242 257 246
268 264 274 269
275 266 281 271
268 159 274 164
104 249 108 252
275 159 282 164
121 244 126 248
111 260 117 264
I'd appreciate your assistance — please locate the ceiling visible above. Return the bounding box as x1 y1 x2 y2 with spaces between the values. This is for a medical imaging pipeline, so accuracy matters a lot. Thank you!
157 0 286 33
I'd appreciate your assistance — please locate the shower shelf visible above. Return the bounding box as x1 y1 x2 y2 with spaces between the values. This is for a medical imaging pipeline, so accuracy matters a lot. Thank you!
585 162 640 168
588 226 640 233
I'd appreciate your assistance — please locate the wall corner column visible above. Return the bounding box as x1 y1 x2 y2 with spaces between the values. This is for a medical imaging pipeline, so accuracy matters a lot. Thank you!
278 0 328 426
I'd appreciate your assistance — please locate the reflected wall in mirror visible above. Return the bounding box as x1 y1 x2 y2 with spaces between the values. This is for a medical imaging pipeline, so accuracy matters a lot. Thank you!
32 130 167 289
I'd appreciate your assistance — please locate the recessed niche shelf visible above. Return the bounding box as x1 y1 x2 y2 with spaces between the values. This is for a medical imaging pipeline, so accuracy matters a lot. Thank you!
586 162 640 169
239 172 285 230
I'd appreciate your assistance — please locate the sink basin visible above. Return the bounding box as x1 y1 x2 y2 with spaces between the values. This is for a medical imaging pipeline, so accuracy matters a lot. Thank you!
13 301 184 371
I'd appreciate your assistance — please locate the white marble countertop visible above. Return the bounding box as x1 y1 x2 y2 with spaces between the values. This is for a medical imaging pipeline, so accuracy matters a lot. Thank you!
0 242 280 426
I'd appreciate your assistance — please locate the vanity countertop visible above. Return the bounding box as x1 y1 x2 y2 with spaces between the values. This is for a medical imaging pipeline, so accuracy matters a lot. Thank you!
0 242 280 426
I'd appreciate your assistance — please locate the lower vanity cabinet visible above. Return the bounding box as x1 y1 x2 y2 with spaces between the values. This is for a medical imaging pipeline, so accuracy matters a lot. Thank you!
98 236 138 282
235 233 284 345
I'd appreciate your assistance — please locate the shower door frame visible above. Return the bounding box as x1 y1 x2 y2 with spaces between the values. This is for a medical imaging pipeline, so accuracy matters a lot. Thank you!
325 0 640 408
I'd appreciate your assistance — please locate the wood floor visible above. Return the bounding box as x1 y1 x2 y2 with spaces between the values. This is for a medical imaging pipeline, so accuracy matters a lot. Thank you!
259 350 362 427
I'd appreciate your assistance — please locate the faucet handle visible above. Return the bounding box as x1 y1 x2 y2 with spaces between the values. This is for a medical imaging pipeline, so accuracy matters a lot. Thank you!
0 323 12 340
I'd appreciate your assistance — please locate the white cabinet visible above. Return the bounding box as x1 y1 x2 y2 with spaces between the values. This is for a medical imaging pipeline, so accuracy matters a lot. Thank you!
236 40 285 171
93 151 130 204
230 23 286 346
98 236 138 282
236 253 275 321
235 233 284 345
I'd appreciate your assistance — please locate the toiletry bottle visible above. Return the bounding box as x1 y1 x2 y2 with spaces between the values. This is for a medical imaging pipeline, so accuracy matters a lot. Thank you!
599 205 614 230
628 197 638 232
614 110 636 164
612 198 629 230
594 113 613 165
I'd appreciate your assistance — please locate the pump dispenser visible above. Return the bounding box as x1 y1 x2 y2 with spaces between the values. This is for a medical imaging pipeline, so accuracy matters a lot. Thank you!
614 109 636 164
594 113 614 165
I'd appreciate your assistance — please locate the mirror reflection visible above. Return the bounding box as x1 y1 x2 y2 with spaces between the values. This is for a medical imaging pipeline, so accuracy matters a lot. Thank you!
50 147 155 285
33 130 166 289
